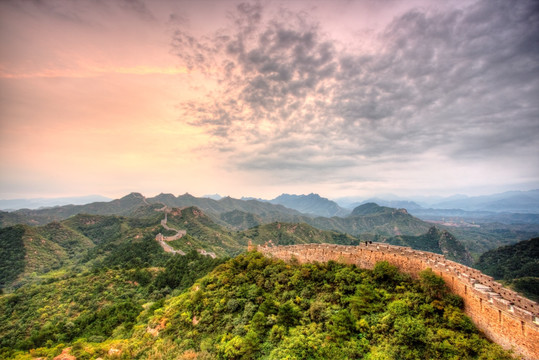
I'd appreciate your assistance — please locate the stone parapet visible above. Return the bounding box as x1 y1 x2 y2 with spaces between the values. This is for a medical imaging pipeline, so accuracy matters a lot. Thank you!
253 242 538 360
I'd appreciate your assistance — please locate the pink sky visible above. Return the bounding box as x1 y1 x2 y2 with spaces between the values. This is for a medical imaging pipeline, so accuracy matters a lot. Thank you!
1 0 537 200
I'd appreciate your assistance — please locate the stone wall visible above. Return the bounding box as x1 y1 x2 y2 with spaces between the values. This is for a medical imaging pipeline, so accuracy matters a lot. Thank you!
254 242 539 360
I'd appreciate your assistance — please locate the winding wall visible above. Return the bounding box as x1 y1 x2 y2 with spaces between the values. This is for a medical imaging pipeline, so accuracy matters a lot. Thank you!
252 242 539 360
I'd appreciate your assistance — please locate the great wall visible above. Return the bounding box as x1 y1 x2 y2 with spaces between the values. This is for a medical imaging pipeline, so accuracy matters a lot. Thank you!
155 207 216 258
249 242 539 360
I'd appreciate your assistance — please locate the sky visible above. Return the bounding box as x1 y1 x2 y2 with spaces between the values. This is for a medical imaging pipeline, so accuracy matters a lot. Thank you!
0 0 538 201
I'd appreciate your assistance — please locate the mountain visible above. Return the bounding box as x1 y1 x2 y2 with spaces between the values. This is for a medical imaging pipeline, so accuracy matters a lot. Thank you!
475 237 539 301
269 193 351 217
384 226 474 265
347 199 423 211
350 202 394 216
432 189 539 213
202 193 222 200
0 192 306 228
0 211 166 289
307 203 432 238
237 222 360 247
0 195 112 211
0 192 148 227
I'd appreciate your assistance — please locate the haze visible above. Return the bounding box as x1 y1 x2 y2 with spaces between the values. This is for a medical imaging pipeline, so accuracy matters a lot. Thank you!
1 0 538 200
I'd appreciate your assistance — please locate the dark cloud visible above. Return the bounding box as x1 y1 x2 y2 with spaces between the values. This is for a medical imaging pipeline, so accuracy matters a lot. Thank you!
173 0 539 181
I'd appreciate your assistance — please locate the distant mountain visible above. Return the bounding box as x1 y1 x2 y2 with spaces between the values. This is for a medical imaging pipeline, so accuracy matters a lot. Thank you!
350 202 394 216
475 237 539 301
270 193 350 217
432 189 539 213
0 192 306 228
408 207 539 224
307 203 432 237
0 192 148 227
0 195 112 210
203 193 222 200
348 199 423 211
384 226 474 265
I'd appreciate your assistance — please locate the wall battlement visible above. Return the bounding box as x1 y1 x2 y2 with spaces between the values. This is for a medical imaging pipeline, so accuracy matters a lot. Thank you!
254 242 538 360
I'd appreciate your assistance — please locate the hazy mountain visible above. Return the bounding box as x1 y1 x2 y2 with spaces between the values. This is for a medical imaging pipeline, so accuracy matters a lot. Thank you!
270 193 351 217
408 208 539 225
0 195 112 210
347 199 423 211
336 190 539 214
432 189 539 213
202 193 223 200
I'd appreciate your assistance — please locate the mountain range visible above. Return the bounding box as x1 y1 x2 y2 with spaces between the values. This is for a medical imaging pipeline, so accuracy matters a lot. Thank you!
340 189 539 214
1 191 538 261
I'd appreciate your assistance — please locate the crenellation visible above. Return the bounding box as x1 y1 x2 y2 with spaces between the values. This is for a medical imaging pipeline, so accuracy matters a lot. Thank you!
253 242 539 359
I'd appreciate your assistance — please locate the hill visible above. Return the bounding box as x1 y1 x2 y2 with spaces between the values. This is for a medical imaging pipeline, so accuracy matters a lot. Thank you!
0 193 149 227
0 252 514 359
308 203 432 237
238 222 360 247
384 227 474 265
270 193 350 217
0 222 94 288
475 237 539 301
0 250 225 355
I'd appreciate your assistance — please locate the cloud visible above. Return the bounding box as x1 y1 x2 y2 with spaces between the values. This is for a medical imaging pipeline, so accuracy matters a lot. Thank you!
0 65 188 79
174 0 539 187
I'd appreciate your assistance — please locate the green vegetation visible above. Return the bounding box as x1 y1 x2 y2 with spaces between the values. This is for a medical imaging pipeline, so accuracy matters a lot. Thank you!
238 222 360 247
309 203 432 237
447 224 539 260
386 226 474 265
0 225 26 288
475 237 539 301
1 252 515 359
0 200 528 359
0 250 225 356
133 253 513 359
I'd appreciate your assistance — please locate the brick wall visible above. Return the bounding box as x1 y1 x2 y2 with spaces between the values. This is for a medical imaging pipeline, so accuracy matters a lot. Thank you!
254 243 539 360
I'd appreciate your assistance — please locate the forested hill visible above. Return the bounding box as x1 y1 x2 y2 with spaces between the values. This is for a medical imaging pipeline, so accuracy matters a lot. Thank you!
0 251 515 359
306 203 431 237
475 237 539 301
385 227 474 266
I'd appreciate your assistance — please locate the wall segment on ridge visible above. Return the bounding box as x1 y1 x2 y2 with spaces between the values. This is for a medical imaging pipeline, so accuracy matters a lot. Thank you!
252 242 539 360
